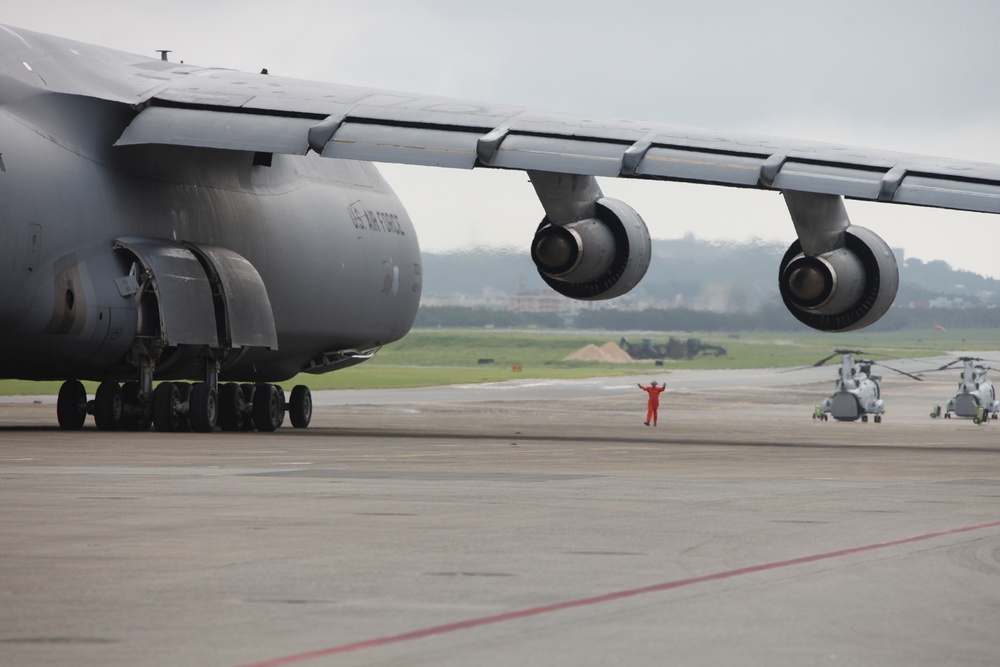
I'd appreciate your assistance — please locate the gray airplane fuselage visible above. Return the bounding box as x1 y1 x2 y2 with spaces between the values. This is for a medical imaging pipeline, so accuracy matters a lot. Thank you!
0 79 422 383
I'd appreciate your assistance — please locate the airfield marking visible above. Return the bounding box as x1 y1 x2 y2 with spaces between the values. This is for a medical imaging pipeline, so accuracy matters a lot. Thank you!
235 518 1000 667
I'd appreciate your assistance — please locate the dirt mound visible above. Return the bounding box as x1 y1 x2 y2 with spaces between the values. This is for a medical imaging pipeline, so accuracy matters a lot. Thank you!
563 342 635 363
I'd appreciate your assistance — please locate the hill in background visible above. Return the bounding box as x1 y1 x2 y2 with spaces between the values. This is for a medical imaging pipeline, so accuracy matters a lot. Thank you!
421 236 1000 314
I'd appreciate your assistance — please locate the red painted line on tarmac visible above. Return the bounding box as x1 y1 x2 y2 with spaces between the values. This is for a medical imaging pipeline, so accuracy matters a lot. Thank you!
237 519 1000 667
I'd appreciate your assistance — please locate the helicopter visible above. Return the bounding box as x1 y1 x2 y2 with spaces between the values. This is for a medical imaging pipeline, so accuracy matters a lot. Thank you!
928 357 999 424
807 350 922 423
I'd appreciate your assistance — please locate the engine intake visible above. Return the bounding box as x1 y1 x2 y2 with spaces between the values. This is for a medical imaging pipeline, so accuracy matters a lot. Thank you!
531 198 651 300
778 225 898 332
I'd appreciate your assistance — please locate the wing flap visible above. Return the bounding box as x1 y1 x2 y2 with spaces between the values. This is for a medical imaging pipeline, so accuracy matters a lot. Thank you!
771 161 885 199
322 122 482 169
116 106 314 154
635 146 763 186
895 174 1000 212
488 135 626 177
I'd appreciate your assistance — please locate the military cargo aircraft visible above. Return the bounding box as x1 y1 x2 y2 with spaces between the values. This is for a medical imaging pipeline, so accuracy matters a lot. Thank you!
2 25 1000 433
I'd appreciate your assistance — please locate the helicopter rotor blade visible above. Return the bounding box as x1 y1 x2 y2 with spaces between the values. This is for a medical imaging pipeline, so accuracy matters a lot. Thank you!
811 352 841 367
874 362 924 381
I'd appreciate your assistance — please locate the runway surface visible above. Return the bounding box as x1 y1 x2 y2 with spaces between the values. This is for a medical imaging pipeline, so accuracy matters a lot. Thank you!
2 362 999 666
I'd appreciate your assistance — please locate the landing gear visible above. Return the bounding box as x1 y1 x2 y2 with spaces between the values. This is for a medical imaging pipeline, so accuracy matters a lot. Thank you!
53 378 312 433
94 381 124 431
252 383 284 432
189 382 218 432
874 414 882 423
218 383 246 432
121 381 151 431
239 384 257 431
153 382 181 432
57 380 88 430
289 385 312 428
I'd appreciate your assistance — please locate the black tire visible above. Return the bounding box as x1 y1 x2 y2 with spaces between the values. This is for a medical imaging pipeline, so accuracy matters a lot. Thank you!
175 382 192 432
189 383 218 433
94 381 123 431
153 382 180 432
218 383 245 432
252 383 282 432
57 380 87 430
289 385 312 428
239 384 257 431
276 385 286 428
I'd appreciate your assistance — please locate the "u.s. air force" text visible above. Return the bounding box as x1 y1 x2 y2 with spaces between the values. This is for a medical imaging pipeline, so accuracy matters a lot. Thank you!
349 204 405 236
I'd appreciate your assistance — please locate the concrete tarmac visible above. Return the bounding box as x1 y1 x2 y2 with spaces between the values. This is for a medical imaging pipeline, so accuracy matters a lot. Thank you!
1 366 999 666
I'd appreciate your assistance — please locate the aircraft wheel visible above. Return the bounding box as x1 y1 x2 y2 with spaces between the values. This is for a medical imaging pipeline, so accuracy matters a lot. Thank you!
218 383 245 432
57 380 88 430
275 385 287 428
175 383 193 432
94 381 124 431
121 381 151 431
874 415 882 423
861 415 869 423
252 383 283 432
153 382 180 432
289 385 312 428
189 383 218 432
239 384 257 431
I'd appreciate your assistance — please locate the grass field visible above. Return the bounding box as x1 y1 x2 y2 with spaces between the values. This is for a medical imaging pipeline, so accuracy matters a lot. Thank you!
3 327 997 395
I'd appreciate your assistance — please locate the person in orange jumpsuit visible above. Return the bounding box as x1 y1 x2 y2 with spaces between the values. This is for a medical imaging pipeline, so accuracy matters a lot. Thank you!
638 380 666 426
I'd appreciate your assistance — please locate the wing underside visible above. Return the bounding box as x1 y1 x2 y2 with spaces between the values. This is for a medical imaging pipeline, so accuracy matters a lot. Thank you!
114 68 1000 215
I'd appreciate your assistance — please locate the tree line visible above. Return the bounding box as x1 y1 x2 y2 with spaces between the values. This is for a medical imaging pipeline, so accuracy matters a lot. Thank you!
414 304 1000 332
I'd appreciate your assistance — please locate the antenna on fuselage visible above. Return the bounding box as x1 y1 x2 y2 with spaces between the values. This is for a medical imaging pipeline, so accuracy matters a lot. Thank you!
156 49 172 61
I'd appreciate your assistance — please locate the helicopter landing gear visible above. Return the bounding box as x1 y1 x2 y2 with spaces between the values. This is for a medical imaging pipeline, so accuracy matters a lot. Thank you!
861 415 868 422
873 414 882 423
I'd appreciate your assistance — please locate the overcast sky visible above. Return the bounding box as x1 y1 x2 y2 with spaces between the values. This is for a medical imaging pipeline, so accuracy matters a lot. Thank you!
6 0 1000 277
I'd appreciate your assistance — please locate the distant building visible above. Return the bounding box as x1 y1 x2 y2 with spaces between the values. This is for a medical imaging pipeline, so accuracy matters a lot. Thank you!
506 290 570 313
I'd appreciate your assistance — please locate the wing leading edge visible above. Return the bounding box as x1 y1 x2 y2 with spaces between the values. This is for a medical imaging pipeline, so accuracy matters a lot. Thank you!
113 63 1000 216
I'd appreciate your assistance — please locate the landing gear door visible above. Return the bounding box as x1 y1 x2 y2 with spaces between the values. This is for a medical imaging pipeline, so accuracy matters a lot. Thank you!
113 237 219 347
186 243 278 350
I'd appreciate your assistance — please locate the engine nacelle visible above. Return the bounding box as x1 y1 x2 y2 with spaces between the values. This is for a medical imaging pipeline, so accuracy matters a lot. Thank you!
531 198 651 300
778 225 898 332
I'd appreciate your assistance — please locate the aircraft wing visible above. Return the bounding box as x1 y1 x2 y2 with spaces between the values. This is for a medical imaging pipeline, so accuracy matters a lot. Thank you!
115 64 1000 215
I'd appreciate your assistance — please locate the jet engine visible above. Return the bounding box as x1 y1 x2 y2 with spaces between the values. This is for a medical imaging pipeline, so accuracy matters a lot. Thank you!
530 198 651 300
778 225 898 332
